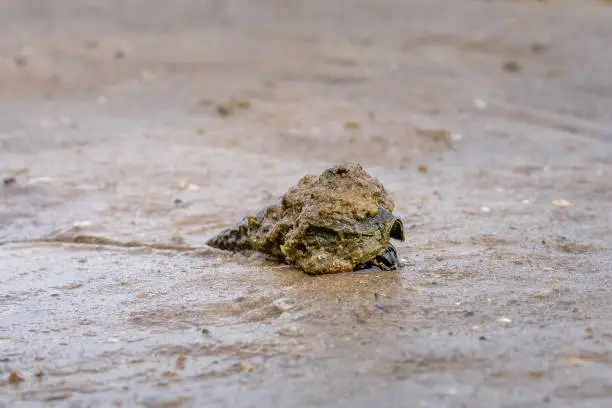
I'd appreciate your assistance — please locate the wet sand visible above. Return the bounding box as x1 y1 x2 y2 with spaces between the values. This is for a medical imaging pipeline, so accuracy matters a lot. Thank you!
2 0 612 406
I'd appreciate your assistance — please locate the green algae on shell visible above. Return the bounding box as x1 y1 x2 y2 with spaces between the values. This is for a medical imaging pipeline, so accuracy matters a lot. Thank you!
206 163 405 275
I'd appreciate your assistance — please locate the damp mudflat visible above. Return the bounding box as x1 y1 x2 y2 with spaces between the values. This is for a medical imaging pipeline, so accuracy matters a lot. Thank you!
1 1 612 407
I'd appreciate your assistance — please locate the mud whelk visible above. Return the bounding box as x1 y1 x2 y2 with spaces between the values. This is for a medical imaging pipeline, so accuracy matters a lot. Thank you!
206 163 405 275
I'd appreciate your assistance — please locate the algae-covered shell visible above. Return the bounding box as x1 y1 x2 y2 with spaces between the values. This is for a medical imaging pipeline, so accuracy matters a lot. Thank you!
207 163 405 275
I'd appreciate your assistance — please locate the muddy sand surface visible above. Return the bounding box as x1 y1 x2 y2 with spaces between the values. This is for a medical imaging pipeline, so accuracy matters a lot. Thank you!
2 0 612 406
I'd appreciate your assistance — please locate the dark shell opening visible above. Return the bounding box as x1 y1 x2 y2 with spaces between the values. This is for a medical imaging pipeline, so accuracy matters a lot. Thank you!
389 218 405 241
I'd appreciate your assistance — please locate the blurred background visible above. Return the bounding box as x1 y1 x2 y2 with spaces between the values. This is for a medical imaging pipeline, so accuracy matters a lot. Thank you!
1 1 612 407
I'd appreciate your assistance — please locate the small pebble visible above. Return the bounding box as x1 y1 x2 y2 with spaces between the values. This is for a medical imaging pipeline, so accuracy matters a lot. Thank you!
171 231 185 244
232 99 251 109
272 297 297 312
416 128 452 147
35 364 44 378
374 304 389 313
14 55 27 67
216 104 233 117
278 325 303 337
552 199 573 206
176 353 187 370
531 42 549 53
479 336 488 341
3 177 17 186
502 60 521 73
473 99 488 110
8 371 25 384
233 361 256 373
27 177 52 185
344 120 360 130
